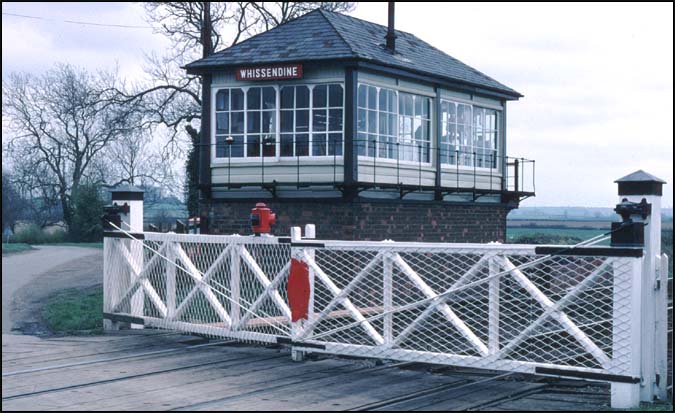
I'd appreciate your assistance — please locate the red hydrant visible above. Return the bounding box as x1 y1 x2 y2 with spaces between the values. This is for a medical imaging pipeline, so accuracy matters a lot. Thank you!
250 203 276 235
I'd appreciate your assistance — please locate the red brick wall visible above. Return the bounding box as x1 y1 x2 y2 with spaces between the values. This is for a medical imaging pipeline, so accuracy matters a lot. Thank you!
204 199 510 243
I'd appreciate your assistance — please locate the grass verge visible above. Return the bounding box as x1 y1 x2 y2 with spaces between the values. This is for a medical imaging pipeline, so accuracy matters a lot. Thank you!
42 242 103 249
42 287 103 335
2 243 33 254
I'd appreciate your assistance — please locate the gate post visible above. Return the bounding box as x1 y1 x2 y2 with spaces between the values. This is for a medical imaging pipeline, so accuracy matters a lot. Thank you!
611 256 643 408
111 186 145 329
614 170 666 403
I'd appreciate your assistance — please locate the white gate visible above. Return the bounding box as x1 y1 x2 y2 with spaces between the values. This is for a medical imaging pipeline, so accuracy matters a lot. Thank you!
104 231 292 344
103 228 667 408
288 240 642 382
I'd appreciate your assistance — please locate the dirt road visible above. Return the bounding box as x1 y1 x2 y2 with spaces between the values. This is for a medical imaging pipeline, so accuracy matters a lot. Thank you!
2 246 103 334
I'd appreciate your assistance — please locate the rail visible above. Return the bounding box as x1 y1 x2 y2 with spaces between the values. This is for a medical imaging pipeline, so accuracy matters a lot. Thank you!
201 139 535 200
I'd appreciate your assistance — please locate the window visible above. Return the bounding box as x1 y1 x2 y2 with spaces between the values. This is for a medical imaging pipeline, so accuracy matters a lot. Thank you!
214 83 343 159
440 99 499 169
246 87 276 157
280 85 310 156
399 92 430 162
357 84 430 163
312 84 343 156
215 88 245 158
356 84 378 157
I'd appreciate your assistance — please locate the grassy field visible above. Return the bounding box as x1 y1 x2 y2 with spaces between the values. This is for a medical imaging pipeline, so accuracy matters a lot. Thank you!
507 227 609 245
42 287 103 334
2 243 33 254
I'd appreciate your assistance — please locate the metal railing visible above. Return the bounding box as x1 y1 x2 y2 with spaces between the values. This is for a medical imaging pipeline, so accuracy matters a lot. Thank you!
204 139 535 198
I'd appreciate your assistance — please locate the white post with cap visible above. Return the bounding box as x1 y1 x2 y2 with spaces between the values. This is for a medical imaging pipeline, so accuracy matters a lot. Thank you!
111 185 145 329
612 170 666 405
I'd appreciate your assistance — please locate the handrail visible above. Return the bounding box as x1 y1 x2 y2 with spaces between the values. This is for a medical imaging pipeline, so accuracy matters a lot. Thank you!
200 139 536 197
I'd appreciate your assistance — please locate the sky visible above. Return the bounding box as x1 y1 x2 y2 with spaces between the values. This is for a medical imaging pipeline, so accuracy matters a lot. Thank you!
2 2 673 208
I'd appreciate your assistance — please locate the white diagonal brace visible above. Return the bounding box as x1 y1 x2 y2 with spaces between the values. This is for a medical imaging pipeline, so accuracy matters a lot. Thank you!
299 250 385 345
234 261 292 331
116 241 167 318
111 241 167 311
111 242 168 317
174 244 231 326
496 258 613 362
240 247 292 320
497 256 611 368
172 244 233 321
392 253 489 355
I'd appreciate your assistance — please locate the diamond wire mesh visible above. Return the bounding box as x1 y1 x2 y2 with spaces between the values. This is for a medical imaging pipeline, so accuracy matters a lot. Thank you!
302 245 636 375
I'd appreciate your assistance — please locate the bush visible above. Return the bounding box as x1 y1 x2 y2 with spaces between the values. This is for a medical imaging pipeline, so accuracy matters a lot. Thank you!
69 184 105 242
12 223 67 244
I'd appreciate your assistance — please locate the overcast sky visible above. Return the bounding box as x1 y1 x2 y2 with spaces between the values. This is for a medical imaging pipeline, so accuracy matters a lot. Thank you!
2 2 672 208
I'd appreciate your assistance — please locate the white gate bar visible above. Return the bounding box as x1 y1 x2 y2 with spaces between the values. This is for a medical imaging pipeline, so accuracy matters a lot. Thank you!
139 316 281 344
495 258 613 362
166 241 177 318
299 251 385 345
240 246 292 320
383 253 393 346
488 256 500 354
294 340 623 379
392 253 489 356
498 256 611 368
172 244 233 321
230 245 242 325
175 244 232 326
111 241 167 317
233 261 291 331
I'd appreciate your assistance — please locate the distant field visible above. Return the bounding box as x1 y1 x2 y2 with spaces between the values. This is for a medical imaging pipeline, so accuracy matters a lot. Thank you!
506 227 610 245
509 219 673 230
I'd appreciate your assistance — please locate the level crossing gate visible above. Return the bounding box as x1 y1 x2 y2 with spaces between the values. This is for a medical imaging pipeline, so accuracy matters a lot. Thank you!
103 224 668 409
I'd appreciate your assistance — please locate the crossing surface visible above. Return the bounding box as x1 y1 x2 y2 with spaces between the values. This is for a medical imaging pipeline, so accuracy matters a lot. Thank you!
2 330 626 411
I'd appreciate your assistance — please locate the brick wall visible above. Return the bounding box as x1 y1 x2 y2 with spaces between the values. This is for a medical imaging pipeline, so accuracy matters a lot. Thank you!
204 199 510 243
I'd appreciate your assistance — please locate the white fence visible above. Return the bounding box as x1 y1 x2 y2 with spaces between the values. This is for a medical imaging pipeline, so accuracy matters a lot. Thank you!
103 229 668 408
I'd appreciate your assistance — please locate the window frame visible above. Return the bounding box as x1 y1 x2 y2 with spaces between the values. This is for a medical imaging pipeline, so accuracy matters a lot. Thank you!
211 82 345 164
356 82 433 167
439 98 501 172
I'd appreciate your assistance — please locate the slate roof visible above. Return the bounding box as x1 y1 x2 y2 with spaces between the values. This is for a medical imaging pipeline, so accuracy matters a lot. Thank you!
615 170 667 183
185 9 522 99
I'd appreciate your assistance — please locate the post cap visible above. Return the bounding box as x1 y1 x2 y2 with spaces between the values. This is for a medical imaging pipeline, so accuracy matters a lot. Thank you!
615 170 666 196
111 184 144 201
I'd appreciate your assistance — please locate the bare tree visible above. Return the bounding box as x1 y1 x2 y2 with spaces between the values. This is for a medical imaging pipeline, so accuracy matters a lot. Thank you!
2 172 23 231
2 64 139 228
114 2 355 216
103 129 176 189
116 2 355 146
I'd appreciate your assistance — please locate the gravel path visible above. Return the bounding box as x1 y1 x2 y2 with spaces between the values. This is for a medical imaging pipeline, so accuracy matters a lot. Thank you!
2 246 102 334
